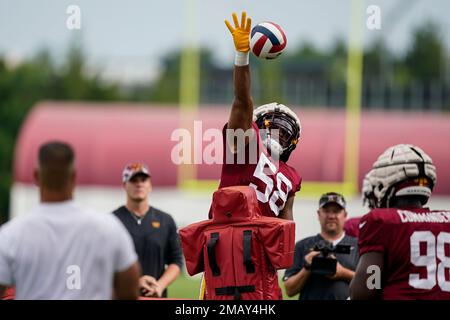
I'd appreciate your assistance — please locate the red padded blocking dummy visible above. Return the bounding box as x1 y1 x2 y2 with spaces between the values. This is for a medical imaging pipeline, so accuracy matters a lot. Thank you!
179 186 295 300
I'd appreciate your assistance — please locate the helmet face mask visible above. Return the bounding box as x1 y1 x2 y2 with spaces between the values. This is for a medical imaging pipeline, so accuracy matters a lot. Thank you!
253 103 301 162
367 144 437 209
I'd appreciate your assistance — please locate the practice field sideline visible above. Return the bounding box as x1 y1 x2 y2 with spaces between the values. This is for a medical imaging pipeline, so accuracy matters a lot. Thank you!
11 186 450 241
10 187 450 300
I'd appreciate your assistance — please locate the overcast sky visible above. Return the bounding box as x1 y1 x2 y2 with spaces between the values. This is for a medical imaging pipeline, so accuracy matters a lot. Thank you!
1 0 449 83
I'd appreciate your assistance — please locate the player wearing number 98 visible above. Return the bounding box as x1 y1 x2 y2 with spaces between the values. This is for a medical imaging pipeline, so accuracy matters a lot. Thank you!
350 144 450 300
216 12 302 220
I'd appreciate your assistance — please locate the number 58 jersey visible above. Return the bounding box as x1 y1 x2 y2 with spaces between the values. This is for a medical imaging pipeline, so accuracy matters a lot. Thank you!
216 122 302 218
358 208 450 300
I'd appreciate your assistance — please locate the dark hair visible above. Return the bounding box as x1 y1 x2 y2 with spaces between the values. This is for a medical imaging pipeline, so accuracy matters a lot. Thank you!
38 141 75 190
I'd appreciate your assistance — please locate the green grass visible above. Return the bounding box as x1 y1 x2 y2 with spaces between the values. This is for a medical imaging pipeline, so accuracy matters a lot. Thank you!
168 273 299 300
167 273 201 299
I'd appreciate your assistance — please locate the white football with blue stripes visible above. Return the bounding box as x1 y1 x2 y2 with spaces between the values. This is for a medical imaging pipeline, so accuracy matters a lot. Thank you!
250 22 287 59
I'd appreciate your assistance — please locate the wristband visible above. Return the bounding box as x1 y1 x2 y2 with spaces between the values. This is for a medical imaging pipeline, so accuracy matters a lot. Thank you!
235 51 249 66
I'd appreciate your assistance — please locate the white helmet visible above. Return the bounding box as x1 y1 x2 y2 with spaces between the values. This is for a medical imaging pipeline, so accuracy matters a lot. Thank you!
370 144 437 208
362 170 376 209
253 102 302 162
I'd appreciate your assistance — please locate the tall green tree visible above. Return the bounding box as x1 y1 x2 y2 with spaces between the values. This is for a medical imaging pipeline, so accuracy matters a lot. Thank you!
150 48 216 104
404 21 446 83
0 45 122 223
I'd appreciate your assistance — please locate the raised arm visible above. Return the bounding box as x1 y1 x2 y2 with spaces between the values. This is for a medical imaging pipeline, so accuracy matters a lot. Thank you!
225 12 253 132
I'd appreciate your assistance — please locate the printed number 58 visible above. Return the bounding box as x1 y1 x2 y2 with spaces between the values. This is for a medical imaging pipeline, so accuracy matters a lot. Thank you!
250 153 292 216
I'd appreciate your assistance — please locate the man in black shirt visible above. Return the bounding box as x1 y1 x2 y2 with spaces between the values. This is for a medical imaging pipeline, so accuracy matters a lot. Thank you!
283 192 359 300
113 163 183 298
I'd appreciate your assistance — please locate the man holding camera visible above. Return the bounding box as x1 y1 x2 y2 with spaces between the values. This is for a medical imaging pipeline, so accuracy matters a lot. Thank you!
283 192 359 300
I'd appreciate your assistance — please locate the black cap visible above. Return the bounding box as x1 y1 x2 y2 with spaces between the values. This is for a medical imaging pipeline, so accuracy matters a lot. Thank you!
319 192 346 209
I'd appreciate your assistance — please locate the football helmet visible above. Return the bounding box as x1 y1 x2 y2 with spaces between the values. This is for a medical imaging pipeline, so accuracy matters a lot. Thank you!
362 170 376 209
369 144 437 208
253 102 301 162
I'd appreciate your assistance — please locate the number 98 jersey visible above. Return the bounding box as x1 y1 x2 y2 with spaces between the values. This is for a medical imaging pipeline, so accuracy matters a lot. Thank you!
358 208 450 299
216 122 302 218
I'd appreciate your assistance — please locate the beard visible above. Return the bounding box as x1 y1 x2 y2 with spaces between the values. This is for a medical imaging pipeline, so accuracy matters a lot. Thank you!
129 194 147 202
324 222 340 234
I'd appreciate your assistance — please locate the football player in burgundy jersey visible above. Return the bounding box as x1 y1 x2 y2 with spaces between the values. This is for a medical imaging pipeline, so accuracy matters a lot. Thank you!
219 12 302 220
350 144 450 300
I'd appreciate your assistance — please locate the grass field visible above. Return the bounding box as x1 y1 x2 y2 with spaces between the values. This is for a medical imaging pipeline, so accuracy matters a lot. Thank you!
167 273 299 300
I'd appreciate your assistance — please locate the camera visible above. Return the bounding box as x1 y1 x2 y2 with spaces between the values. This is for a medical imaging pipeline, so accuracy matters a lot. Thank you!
310 240 351 276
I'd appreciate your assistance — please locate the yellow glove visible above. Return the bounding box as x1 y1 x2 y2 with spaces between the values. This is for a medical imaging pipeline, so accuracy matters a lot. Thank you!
225 12 252 52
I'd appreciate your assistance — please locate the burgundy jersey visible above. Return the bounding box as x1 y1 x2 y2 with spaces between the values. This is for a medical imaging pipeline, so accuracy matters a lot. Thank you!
358 208 450 300
344 216 362 238
215 122 302 218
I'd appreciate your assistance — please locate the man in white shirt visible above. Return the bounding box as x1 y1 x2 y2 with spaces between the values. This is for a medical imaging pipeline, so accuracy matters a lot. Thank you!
0 141 140 300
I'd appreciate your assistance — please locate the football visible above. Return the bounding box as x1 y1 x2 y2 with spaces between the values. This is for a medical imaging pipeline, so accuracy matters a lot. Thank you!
250 21 287 59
